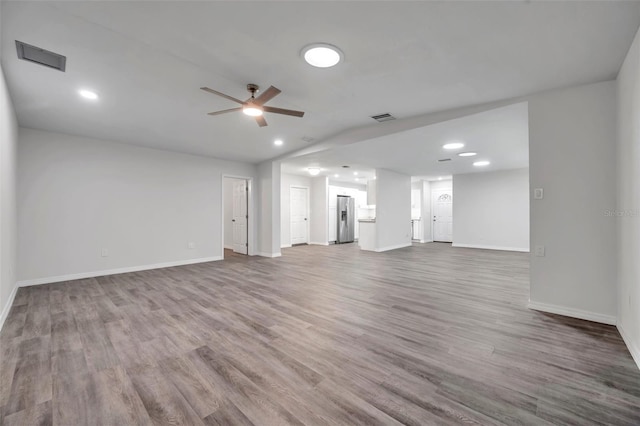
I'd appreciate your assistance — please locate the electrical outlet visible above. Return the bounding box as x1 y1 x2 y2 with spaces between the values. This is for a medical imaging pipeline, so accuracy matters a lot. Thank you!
534 245 545 257
534 188 544 200
188 242 195 249
101 248 109 257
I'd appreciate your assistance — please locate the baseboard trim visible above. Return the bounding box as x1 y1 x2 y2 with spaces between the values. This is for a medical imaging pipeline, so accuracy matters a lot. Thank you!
280 244 292 249
16 256 223 287
618 323 640 371
224 245 233 250
453 243 529 252
256 252 282 258
0 284 19 332
375 242 412 253
309 241 329 246
527 301 616 325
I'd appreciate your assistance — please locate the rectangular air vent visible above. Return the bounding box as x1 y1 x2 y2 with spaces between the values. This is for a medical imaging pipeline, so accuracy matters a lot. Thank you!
438 158 452 162
371 113 395 122
16 41 66 72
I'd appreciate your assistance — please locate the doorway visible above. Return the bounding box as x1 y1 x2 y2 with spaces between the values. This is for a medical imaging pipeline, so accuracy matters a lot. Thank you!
223 177 249 256
290 186 309 245
432 188 453 242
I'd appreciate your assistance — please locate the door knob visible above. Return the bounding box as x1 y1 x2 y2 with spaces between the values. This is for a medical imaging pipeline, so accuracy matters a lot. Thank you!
232 219 236 222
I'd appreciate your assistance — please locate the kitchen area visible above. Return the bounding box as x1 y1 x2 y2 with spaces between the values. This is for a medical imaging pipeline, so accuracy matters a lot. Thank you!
281 167 435 254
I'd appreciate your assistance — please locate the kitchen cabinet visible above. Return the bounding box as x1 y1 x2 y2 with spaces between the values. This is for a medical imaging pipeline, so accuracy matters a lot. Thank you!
358 220 376 251
411 219 423 241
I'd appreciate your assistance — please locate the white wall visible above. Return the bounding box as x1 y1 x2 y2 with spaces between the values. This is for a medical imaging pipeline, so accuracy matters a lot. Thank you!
0 63 18 328
257 161 281 257
528 81 617 324
453 168 529 252
280 173 311 247
17 128 257 283
309 176 328 245
421 180 432 242
617 26 640 368
375 168 411 251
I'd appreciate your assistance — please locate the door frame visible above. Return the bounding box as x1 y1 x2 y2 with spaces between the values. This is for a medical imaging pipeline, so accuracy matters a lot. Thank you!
221 175 254 258
289 185 310 246
431 188 453 243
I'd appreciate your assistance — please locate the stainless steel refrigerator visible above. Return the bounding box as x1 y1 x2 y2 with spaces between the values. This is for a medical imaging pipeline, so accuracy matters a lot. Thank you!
337 196 355 244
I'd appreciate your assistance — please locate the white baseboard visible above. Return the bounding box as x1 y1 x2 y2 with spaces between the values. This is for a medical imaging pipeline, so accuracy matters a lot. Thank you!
16 256 223 287
280 244 292 249
453 243 529 252
527 301 616 325
0 284 19 332
375 242 412 253
618 323 640 371
224 245 233 250
309 241 329 246
256 252 282 258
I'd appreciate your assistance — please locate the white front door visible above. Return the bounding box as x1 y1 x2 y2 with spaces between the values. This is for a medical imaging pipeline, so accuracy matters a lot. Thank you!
432 189 453 242
290 186 308 245
232 179 248 254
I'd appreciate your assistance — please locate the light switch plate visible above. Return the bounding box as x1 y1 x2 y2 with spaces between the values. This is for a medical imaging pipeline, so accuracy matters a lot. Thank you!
188 242 195 249
101 248 109 257
534 188 544 199
534 245 545 257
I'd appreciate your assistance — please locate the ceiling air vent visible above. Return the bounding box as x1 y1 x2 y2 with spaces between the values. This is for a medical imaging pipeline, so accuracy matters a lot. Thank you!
438 158 452 162
16 41 66 72
371 113 395 122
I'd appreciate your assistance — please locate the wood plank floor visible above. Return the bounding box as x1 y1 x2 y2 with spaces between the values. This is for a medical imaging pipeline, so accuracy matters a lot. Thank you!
1 243 639 425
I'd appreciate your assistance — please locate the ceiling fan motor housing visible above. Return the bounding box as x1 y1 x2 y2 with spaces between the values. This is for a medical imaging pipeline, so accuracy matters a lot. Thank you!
246 84 259 97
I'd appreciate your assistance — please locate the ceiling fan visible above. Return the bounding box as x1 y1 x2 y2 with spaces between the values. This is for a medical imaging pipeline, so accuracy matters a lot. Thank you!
201 84 305 127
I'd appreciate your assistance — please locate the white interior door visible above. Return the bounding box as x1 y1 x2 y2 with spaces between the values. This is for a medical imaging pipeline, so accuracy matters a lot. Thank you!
290 186 308 245
432 189 453 242
232 179 248 254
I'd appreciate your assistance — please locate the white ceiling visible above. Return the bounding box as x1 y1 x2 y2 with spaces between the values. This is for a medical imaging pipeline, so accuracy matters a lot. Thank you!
1 1 639 163
281 102 529 182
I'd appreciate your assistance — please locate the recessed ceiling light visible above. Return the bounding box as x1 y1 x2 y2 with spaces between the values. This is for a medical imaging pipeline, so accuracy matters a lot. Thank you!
353 171 358 176
355 178 360 182
373 176 377 180
334 174 339 178
308 167 321 176
458 152 477 157
79 89 98 100
274 139 283 146
302 43 343 68
438 177 443 180
443 142 464 150
473 161 491 167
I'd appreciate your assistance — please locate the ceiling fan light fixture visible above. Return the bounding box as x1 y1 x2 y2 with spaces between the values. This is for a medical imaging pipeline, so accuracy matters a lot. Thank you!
308 167 321 176
302 43 343 68
242 105 263 117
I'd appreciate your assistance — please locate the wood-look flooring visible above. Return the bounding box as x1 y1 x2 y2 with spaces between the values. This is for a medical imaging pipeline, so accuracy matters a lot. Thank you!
1 243 639 425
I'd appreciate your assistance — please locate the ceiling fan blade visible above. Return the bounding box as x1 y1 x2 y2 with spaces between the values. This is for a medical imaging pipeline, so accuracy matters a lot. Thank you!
263 105 305 117
207 107 242 116
255 115 268 127
200 87 244 104
254 86 281 105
